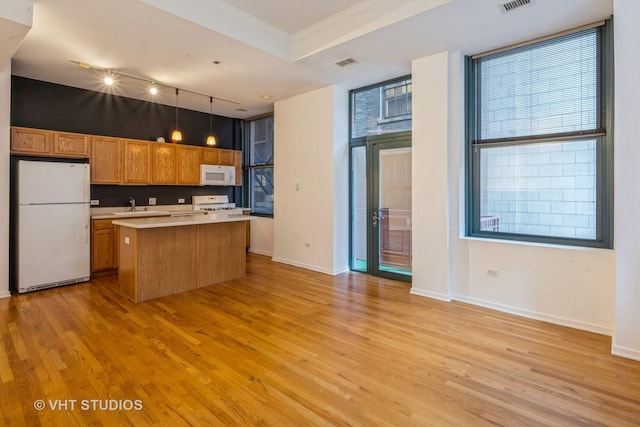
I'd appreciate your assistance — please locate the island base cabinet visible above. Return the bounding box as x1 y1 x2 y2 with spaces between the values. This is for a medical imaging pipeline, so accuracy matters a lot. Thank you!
118 221 246 303
119 226 198 303
197 222 246 288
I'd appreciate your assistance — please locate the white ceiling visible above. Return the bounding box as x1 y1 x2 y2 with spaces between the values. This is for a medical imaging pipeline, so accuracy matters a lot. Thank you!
9 0 612 119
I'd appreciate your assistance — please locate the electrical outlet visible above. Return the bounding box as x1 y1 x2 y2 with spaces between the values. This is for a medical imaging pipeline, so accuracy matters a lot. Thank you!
178 198 185 204
486 269 499 277
124 237 130 245
149 197 156 205
90 199 99 206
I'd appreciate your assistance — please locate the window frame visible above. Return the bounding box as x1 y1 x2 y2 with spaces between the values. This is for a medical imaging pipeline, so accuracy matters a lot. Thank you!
350 75 412 141
465 20 614 249
381 79 412 121
244 114 274 218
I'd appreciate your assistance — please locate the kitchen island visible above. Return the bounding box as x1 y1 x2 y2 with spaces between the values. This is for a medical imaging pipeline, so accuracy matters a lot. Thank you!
112 214 254 303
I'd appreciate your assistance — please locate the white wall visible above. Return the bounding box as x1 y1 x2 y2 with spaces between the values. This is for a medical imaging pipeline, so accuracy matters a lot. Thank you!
613 0 640 360
465 241 615 334
0 0 31 300
249 217 273 257
411 51 467 301
410 49 616 335
0 60 10 298
272 85 349 275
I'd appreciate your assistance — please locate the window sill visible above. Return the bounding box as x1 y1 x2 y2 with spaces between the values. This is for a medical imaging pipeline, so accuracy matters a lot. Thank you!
460 235 614 252
377 115 411 125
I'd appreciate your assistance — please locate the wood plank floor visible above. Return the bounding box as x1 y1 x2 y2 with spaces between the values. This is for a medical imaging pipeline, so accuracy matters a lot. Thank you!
1 253 639 426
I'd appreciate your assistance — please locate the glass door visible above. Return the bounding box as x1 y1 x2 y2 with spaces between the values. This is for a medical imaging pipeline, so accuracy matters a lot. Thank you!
350 133 412 281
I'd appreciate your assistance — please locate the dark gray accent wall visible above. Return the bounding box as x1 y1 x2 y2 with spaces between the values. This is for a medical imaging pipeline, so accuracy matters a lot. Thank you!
10 76 244 207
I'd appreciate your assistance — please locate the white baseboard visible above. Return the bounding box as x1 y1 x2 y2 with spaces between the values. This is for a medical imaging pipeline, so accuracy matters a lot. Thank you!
410 288 452 302
271 257 346 276
0 290 11 299
453 294 614 336
248 248 273 257
612 345 640 362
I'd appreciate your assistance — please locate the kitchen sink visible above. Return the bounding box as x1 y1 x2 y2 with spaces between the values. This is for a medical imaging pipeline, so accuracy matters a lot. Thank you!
110 210 166 216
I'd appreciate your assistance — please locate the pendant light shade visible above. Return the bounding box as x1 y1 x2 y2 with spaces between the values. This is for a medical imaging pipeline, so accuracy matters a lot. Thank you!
171 88 182 143
206 96 216 146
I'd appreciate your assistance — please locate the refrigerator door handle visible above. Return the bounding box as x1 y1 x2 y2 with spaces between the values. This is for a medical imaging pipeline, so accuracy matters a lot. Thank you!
84 165 90 202
84 206 90 245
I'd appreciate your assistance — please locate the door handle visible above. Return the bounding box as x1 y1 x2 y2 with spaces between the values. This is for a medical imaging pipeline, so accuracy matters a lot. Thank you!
372 211 378 227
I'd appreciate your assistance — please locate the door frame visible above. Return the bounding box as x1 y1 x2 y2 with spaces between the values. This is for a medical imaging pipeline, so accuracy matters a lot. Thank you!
349 131 411 282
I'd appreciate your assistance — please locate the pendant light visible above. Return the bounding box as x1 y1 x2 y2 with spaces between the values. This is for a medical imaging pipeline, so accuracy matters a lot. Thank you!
171 88 182 143
206 96 217 146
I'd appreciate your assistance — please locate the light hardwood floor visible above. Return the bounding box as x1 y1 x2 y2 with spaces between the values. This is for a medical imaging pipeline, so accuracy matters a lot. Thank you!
1 254 639 426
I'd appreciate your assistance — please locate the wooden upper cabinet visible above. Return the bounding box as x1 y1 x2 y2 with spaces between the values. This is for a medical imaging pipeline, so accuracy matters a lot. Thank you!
218 149 235 166
90 137 122 184
151 143 177 184
11 126 242 186
52 132 89 157
10 127 51 155
123 140 151 184
201 147 219 164
176 145 201 185
234 150 243 186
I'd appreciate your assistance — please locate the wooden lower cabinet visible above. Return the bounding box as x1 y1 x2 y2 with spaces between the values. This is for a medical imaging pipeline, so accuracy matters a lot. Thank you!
91 219 118 273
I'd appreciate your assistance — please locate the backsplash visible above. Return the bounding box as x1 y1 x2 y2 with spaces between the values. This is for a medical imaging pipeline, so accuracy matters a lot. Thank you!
90 185 236 208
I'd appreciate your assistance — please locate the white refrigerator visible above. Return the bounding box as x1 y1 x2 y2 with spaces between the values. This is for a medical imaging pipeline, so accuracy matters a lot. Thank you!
17 160 91 293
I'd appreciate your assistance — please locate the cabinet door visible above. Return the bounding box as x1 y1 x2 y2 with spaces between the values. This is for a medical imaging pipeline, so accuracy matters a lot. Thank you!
91 137 122 184
123 140 151 183
201 147 219 164
151 144 177 184
218 149 235 166
91 220 116 272
234 150 243 186
52 132 89 157
10 127 51 155
177 145 201 185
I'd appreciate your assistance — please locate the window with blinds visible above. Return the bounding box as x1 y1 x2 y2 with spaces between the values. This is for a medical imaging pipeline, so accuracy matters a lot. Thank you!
466 21 613 248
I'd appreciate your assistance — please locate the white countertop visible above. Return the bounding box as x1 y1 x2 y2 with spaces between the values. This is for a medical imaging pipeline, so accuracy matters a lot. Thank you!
91 205 250 220
112 213 256 229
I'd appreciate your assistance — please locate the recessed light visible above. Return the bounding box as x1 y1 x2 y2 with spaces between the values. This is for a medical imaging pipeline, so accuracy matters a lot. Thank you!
262 95 271 100
104 76 114 86
212 60 221 65
149 85 158 95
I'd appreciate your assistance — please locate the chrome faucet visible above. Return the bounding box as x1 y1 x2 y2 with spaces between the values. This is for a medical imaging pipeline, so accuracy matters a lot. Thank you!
129 197 136 212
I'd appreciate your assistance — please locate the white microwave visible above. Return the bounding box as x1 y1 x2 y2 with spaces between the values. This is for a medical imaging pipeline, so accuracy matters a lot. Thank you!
200 164 235 186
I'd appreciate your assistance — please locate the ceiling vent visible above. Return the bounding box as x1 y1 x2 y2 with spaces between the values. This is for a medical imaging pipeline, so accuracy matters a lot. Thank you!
500 0 532 13
335 57 358 68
